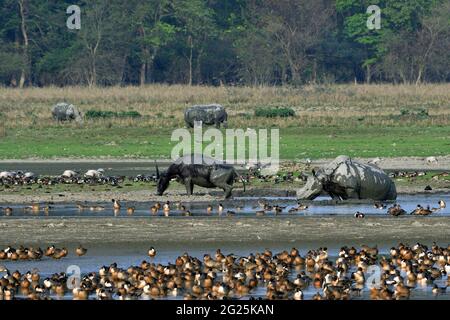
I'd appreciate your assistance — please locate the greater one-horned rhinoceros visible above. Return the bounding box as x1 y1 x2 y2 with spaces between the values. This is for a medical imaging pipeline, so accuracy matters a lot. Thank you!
52 103 83 123
184 104 228 128
297 155 397 200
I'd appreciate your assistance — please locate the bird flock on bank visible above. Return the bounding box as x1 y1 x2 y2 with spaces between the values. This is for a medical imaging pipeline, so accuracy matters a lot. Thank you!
0 169 157 187
1 243 449 300
2 167 447 188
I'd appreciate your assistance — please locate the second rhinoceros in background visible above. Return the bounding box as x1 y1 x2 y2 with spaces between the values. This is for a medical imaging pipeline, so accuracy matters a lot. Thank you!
184 104 228 128
52 102 83 123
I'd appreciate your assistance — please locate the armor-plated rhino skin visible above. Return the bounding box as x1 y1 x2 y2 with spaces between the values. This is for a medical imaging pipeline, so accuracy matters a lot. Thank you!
297 155 397 201
184 104 228 128
52 103 83 123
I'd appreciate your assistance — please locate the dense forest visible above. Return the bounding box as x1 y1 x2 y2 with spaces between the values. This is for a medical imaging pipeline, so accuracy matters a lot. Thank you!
0 0 449 87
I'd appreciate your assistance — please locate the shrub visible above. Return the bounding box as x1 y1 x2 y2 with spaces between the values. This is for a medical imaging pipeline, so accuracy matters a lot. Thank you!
416 108 429 118
400 109 410 116
85 109 142 119
255 106 295 118
398 108 428 119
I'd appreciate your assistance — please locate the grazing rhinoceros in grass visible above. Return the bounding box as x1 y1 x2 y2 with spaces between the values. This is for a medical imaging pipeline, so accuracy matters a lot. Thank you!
184 104 228 128
52 102 83 123
297 155 397 201
156 154 245 199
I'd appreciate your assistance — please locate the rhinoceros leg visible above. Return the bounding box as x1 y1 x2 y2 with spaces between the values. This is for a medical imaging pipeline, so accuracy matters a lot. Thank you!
344 187 360 199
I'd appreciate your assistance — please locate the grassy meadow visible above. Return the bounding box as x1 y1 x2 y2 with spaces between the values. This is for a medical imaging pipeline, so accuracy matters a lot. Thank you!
0 84 449 160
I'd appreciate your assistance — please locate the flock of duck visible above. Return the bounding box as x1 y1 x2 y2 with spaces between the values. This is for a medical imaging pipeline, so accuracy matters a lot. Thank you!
1 198 446 218
0 245 87 261
385 200 446 217
352 200 447 218
70 200 307 217
1 242 449 300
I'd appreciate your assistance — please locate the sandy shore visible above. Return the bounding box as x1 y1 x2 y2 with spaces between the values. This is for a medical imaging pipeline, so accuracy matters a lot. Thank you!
0 186 448 204
0 216 449 246
0 155 448 203
310 156 450 171
0 155 449 170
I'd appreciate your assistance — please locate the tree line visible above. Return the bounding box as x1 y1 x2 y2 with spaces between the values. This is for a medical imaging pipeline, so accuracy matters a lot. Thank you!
0 0 449 87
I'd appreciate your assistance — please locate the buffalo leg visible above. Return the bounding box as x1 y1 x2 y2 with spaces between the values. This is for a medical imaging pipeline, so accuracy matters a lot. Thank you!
184 179 194 195
224 185 233 199
215 182 233 199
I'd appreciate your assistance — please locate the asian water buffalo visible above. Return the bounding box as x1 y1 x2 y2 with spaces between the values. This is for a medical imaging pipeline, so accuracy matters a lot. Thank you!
52 102 83 123
297 155 397 201
156 159 245 199
184 104 228 128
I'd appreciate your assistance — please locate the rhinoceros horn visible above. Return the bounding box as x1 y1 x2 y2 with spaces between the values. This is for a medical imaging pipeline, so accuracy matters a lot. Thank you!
297 170 324 200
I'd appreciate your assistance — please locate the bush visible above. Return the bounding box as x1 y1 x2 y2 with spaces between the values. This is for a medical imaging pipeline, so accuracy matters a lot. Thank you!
255 107 295 118
399 108 429 119
85 109 142 119
400 109 410 116
416 108 429 118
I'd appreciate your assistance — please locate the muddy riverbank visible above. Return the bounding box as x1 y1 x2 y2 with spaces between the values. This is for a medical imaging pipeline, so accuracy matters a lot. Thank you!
1 216 449 245
0 155 449 173
0 186 448 203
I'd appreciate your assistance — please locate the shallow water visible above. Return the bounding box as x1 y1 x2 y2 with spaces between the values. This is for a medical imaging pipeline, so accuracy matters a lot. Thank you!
1 242 449 300
1 163 448 300
1 193 448 218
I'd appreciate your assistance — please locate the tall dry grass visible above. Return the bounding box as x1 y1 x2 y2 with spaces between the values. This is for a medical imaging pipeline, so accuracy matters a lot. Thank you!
0 84 449 129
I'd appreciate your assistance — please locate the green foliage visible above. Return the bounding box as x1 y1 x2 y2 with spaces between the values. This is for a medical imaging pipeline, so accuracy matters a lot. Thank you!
0 0 448 86
255 107 295 118
399 108 429 119
85 110 142 119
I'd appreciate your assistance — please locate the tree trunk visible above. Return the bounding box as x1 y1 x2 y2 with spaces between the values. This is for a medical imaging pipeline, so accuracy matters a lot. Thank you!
286 56 300 85
138 26 150 86
365 64 371 84
195 48 203 85
188 36 193 86
91 60 96 87
312 59 317 84
140 62 146 86
120 55 128 85
18 0 29 88
415 67 423 85
19 71 26 88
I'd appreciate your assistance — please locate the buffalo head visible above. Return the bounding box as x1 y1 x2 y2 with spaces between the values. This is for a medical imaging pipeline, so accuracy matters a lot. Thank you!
157 173 170 196
156 163 179 196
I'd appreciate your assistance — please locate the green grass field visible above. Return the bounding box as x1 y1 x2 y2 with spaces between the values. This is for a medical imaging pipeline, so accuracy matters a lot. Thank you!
0 125 448 159
0 84 449 160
